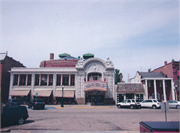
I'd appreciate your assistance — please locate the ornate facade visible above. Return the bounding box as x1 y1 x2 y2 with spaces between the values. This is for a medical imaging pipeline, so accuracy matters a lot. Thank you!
8 53 115 105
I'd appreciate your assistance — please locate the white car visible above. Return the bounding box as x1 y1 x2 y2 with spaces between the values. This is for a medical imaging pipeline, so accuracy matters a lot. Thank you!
167 100 180 109
140 99 160 109
116 99 141 109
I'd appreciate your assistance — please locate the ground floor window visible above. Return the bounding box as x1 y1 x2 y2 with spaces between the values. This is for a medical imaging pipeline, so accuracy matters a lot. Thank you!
136 94 143 102
126 94 134 99
117 94 124 102
56 97 74 104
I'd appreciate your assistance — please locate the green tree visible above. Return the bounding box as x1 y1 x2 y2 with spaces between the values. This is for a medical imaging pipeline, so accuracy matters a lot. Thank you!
115 69 120 84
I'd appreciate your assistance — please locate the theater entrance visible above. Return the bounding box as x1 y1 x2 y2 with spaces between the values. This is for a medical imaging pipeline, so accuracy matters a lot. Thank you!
85 91 105 105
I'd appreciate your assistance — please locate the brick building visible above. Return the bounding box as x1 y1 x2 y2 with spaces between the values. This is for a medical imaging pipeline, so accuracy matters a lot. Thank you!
0 52 24 103
153 60 179 100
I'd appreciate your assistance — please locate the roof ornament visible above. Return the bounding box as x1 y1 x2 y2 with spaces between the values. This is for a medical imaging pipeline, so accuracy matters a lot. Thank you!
77 57 85 66
106 57 114 67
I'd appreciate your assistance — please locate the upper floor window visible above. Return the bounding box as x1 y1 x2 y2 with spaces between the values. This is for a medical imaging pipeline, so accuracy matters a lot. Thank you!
13 74 18 85
56 74 61 86
19 75 26 86
35 74 39 86
63 75 69 86
71 75 75 86
27 75 31 86
49 74 53 86
41 75 47 86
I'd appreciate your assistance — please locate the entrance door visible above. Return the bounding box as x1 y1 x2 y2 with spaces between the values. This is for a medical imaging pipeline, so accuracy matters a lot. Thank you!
85 91 105 104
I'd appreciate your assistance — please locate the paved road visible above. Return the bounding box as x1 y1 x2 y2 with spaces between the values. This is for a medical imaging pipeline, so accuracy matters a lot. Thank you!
1 105 180 133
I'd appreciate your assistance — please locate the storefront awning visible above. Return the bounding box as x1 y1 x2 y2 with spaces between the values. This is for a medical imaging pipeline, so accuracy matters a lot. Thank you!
84 87 107 92
32 90 52 97
9 90 30 96
55 90 74 98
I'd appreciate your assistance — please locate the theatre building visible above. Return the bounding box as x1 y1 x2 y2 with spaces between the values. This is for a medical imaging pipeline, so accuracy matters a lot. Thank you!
8 53 115 104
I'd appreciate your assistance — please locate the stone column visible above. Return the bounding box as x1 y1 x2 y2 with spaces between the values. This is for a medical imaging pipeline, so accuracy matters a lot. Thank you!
145 79 148 100
154 80 157 100
53 74 56 99
31 74 35 100
25 74 28 86
171 79 175 100
18 74 20 85
8 73 14 99
47 74 49 86
163 80 167 102
69 74 71 86
39 74 41 86
61 74 63 86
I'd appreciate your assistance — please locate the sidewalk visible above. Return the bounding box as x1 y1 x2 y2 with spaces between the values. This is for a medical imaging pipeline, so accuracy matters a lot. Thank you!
24 104 117 108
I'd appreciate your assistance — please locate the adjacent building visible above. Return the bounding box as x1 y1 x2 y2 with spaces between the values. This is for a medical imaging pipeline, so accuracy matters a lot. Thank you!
130 71 175 102
0 52 25 103
8 53 115 104
153 60 179 100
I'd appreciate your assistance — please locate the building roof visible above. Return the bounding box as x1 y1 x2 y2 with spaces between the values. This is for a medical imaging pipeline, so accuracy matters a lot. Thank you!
83 53 94 57
138 72 167 78
61 55 78 60
0 53 6 61
59 53 70 58
117 83 144 92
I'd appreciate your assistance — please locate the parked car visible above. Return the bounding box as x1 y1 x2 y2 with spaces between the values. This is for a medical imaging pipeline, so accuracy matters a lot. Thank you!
28 99 45 110
140 99 160 109
1 105 29 127
6 99 21 106
167 100 180 109
117 99 141 109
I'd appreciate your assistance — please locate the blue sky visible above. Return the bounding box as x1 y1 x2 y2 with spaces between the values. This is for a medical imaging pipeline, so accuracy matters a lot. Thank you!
0 0 179 82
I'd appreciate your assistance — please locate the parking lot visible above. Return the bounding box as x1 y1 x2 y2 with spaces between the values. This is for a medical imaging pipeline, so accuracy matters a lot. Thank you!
1 105 180 132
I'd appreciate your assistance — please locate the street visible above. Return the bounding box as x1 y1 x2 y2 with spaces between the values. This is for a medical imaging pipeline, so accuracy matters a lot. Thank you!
1 105 180 132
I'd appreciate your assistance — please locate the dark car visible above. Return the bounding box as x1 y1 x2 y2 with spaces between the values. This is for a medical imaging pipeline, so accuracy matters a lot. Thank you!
28 99 45 110
1 105 29 127
6 99 21 106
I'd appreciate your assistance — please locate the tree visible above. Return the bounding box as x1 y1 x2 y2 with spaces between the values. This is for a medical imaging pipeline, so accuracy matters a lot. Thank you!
115 69 120 84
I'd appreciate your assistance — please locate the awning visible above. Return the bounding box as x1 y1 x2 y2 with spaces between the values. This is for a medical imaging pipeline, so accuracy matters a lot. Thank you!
9 90 30 96
32 90 52 97
55 90 74 98
84 87 107 92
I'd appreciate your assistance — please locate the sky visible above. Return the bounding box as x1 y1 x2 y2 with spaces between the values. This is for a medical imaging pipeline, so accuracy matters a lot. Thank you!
0 0 179 82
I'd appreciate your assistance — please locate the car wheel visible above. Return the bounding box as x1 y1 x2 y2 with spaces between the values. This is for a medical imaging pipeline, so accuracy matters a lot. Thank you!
18 117 25 125
117 105 121 109
130 105 134 109
176 105 180 109
152 105 156 109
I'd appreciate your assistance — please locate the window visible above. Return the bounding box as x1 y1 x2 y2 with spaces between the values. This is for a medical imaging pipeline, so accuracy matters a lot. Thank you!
93 77 98 80
56 75 61 86
49 74 53 86
19 75 26 86
71 75 75 86
122 100 126 103
13 74 18 85
153 100 157 102
127 100 131 103
147 100 152 102
35 75 39 86
27 75 31 86
63 75 69 86
41 75 47 85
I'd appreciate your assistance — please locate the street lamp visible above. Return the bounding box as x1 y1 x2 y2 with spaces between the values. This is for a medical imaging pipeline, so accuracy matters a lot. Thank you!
61 86 64 107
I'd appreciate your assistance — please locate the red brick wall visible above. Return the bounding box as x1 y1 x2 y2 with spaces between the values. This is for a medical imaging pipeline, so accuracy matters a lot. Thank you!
40 59 78 67
153 61 179 81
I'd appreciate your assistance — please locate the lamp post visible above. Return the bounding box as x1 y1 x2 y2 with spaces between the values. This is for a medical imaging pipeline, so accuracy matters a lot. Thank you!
61 86 64 107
